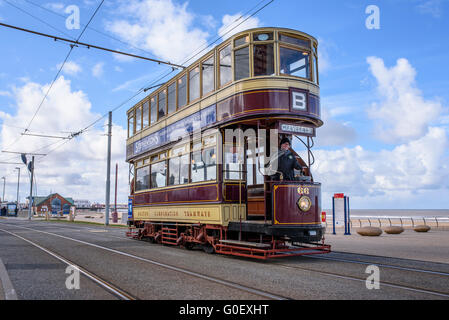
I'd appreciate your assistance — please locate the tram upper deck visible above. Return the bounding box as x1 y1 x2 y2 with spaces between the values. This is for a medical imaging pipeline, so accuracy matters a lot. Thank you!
126 27 321 162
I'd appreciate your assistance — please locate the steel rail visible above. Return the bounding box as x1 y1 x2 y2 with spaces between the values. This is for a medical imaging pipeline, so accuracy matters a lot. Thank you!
0 222 289 300
0 227 136 300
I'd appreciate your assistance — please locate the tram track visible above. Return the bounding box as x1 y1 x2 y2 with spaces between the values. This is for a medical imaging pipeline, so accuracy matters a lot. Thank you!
0 222 290 300
1 220 448 299
0 227 136 300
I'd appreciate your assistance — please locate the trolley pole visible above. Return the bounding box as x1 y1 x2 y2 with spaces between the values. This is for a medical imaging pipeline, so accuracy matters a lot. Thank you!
105 111 112 226
28 156 34 221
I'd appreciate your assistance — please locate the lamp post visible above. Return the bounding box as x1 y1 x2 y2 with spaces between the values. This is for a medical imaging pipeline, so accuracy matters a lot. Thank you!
15 167 20 208
1 176 5 203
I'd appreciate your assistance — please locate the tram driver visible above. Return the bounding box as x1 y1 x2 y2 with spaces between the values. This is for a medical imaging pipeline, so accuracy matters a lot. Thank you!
269 137 303 181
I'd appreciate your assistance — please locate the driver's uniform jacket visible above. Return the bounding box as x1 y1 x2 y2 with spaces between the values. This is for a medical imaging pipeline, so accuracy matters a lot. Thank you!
273 149 303 181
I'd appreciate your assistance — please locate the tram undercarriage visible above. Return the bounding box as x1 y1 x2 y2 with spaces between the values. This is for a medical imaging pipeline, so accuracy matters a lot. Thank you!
127 221 330 259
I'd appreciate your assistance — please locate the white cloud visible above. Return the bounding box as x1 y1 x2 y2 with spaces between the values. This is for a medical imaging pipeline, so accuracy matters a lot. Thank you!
105 0 210 64
57 61 82 76
314 107 357 147
44 2 65 13
92 62 105 78
416 0 444 18
367 56 443 143
0 77 129 203
0 90 11 97
314 127 449 203
218 13 260 40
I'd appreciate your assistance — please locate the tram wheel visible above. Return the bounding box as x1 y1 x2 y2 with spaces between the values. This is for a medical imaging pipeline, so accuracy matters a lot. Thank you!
202 244 215 254
184 242 195 250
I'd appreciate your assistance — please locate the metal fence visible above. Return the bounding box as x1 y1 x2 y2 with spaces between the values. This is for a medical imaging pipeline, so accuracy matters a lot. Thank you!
324 216 449 230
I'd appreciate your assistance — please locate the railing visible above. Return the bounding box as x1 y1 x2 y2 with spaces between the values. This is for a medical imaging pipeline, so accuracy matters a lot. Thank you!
323 216 449 230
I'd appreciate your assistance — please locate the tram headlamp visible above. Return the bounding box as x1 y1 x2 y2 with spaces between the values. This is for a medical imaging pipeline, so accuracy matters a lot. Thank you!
297 195 312 212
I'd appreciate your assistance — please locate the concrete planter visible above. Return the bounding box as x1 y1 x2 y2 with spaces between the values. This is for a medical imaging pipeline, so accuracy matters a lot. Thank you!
414 225 431 232
357 227 382 236
384 226 404 234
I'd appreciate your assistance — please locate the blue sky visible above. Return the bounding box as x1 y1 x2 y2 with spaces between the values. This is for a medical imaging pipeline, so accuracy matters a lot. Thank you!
0 0 448 208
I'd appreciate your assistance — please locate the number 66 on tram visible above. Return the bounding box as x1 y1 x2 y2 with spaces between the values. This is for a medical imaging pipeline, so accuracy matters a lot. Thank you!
125 27 330 259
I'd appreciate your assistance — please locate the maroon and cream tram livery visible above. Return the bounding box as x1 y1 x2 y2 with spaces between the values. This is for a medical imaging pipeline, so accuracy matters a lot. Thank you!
126 27 330 259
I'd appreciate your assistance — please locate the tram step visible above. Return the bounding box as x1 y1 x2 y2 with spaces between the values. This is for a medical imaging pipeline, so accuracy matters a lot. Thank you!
219 239 271 248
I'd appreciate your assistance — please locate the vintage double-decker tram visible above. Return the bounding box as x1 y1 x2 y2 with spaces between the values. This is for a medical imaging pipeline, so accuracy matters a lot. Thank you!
126 27 330 259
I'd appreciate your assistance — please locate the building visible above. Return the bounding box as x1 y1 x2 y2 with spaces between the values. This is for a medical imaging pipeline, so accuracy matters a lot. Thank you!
74 199 91 209
30 193 75 215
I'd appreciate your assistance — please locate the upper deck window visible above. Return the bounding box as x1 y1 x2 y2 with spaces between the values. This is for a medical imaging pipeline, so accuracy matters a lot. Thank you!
128 113 134 138
189 66 200 102
178 74 187 109
158 90 166 120
234 35 249 48
150 97 157 124
253 32 273 41
142 101 149 128
254 43 274 76
279 33 310 48
219 44 232 87
234 46 249 81
167 82 176 114
202 55 215 96
135 105 142 132
280 47 310 79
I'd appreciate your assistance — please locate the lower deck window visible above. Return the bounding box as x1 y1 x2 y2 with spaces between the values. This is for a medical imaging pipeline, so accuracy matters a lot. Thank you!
151 161 167 188
168 154 190 186
191 147 216 183
135 166 150 191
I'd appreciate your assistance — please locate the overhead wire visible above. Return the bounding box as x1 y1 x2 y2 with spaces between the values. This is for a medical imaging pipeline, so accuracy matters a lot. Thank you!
1 0 105 153
6 0 274 165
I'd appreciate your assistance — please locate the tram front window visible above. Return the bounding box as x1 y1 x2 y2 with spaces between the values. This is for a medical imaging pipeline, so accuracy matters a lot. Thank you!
280 47 310 79
254 44 274 76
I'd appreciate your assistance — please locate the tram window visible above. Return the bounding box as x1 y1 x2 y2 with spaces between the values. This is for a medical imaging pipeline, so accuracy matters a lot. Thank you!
253 32 273 42
246 157 254 185
150 161 167 188
135 105 142 132
313 54 319 84
253 44 274 76
191 150 204 183
178 74 187 109
158 90 166 120
219 45 232 87
189 66 200 102
142 101 149 128
234 35 249 48
191 147 216 182
167 82 176 114
234 46 250 81
135 166 150 191
168 154 190 186
224 145 244 180
202 55 215 96
128 114 134 137
279 33 310 48
280 47 310 79
150 97 157 124
204 147 217 181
